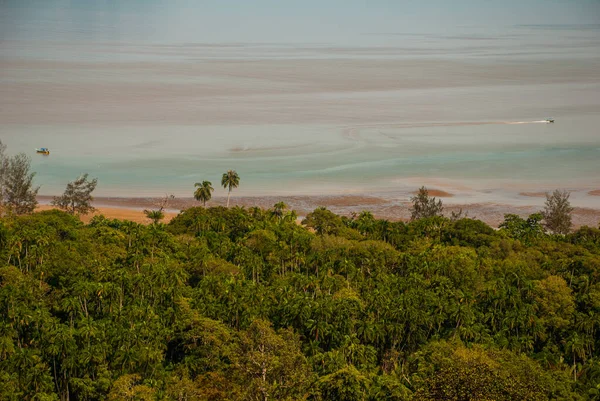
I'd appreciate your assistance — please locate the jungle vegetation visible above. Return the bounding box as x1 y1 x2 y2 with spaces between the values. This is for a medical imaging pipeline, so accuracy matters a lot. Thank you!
1 202 600 400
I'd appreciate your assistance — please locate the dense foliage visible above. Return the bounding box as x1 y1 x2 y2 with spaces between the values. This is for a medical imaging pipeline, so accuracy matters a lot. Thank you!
1 205 600 400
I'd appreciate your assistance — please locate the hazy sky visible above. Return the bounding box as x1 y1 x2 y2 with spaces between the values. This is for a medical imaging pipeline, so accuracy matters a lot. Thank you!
1 0 599 44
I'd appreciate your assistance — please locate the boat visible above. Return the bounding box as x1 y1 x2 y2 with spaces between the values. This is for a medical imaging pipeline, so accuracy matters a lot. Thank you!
36 148 50 155
545 118 555 123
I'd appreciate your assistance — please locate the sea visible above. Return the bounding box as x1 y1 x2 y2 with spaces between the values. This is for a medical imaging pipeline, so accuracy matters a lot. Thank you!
1 1 599 206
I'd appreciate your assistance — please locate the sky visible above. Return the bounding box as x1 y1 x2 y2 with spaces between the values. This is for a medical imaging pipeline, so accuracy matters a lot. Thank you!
0 0 599 44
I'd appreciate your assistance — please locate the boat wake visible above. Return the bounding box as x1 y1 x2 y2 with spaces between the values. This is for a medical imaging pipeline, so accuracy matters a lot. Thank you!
341 120 554 142
343 120 554 133
505 120 550 125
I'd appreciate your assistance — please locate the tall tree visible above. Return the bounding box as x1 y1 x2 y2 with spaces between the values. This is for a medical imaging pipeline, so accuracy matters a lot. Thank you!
221 170 240 208
410 186 443 220
1 152 39 215
542 189 574 234
194 180 214 207
52 173 98 215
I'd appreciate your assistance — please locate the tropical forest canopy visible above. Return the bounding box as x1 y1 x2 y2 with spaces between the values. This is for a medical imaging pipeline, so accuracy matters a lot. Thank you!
1 205 600 400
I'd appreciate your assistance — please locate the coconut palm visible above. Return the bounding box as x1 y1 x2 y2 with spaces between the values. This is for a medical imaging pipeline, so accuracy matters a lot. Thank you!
144 209 164 224
194 180 214 207
221 170 240 207
271 201 288 221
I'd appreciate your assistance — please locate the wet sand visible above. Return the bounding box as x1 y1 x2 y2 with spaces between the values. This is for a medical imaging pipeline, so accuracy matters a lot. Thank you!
519 192 547 198
37 193 600 228
412 189 454 198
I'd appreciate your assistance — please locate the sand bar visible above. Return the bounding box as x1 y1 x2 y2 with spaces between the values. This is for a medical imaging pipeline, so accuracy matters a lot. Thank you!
412 189 454 198
520 192 547 198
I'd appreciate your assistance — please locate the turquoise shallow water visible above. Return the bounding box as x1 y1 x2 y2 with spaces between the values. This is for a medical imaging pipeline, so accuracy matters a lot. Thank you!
1 1 599 204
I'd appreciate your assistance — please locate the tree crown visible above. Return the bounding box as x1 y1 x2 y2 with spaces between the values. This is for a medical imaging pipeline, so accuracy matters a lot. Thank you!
410 186 444 221
221 170 240 190
542 189 574 235
51 173 98 215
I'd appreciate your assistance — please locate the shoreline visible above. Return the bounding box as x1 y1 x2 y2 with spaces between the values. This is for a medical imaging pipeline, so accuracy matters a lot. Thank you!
37 191 600 228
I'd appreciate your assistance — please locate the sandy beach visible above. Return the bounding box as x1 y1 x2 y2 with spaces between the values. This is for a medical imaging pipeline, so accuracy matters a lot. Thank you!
37 192 600 228
36 204 179 224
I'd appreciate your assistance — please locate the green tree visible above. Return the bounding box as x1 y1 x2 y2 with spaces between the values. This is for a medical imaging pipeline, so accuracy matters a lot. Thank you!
533 275 575 333
271 201 288 221
0 141 8 215
1 153 39 215
107 374 155 401
317 365 370 401
235 319 313 401
143 209 164 224
221 170 240 208
0 140 7 188
51 173 98 215
412 342 575 400
355 211 376 236
302 207 343 236
499 213 544 244
542 189 574 234
410 187 443 220
0 142 39 215
194 180 214 206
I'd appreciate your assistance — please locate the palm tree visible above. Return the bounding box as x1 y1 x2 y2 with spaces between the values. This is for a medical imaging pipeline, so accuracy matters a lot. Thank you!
221 170 240 208
194 180 214 207
271 201 288 221
144 209 164 224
